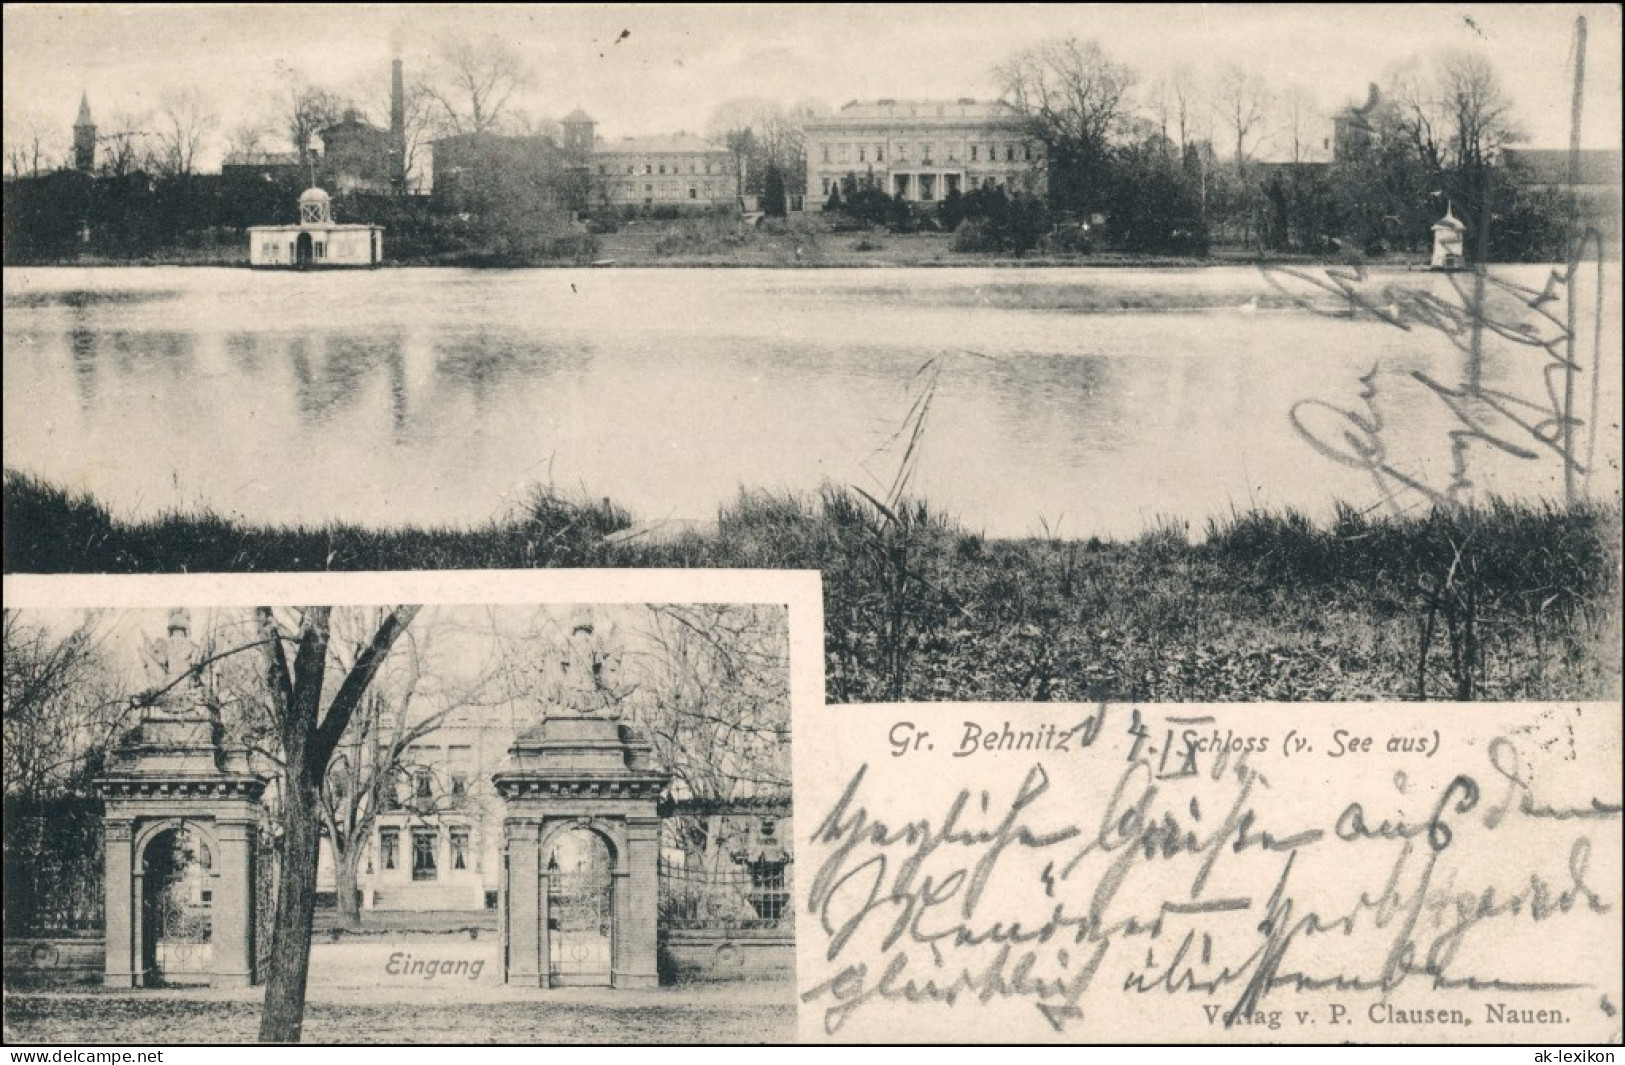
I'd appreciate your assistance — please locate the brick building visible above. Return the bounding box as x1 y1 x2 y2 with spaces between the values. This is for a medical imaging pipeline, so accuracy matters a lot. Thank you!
590 132 738 211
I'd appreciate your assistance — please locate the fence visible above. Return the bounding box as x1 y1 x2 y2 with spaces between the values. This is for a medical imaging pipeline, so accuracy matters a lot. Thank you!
656 806 793 934
2 797 104 937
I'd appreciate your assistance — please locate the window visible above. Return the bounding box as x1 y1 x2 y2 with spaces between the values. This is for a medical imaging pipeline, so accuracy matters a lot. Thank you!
857 145 865 163
874 144 884 162
748 859 788 922
450 773 467 798
970 145 978 162
658 163 666 174
821 145 830 163
822 177 831 195
922 143 932 162
379 829 398 871
313 240 326 260
644 164 652 174
1006 145 1015 161
1024 144 1033 161
598 165 606 175
689 186 697 199
414 768 433 800
450 830 470 871
412 831 438 880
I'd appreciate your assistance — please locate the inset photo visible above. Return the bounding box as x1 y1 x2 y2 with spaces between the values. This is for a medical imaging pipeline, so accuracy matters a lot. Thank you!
3 579 810 1044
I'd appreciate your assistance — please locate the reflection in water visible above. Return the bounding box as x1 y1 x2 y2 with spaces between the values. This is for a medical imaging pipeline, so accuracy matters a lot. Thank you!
223 333 264 378
67 327 98 411
2 265 1616 537
289 333 406 425
966 351 1126 464
54 326 198 414
431 329 575 414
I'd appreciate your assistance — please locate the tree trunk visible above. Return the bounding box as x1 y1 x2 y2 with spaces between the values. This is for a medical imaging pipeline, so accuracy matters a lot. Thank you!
258 770 322 1042
334 846 363 926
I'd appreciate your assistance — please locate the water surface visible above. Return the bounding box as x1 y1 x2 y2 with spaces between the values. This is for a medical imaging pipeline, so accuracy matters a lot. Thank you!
3 265 1615 539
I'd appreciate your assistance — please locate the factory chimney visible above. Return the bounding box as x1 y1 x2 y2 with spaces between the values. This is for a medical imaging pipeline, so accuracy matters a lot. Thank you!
390 58 406 194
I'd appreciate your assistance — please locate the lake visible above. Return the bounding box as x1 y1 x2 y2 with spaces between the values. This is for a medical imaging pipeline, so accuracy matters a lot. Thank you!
3 264 1616 539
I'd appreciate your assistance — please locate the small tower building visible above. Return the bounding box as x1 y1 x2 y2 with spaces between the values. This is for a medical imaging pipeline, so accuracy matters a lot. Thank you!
1431 202 1467 270
247 187 383 268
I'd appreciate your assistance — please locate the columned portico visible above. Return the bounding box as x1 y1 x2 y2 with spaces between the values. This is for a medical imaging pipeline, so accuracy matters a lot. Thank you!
891 170 966 203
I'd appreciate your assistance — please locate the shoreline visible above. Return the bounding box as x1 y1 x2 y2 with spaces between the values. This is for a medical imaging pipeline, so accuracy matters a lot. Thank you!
3 253 1441 270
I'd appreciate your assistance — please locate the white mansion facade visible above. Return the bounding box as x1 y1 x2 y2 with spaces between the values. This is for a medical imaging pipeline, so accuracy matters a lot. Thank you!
805 98 1046 209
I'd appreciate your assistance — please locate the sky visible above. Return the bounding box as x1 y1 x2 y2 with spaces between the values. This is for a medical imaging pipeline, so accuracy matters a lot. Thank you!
4 3 1621 170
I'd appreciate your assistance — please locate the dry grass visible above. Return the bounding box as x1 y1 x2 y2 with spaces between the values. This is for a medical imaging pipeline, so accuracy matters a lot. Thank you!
6 468 1618 702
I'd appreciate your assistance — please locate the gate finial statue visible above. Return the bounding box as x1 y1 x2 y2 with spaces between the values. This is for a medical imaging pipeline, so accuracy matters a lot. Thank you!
549 607 624 717
140 607 210 720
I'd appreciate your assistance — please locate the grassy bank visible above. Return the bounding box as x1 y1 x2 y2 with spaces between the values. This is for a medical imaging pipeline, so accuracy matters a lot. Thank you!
5 469 1618 703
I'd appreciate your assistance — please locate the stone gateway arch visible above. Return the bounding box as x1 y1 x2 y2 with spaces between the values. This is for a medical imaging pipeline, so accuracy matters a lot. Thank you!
493 709 669 988
87 608 779 993
96 610 266 988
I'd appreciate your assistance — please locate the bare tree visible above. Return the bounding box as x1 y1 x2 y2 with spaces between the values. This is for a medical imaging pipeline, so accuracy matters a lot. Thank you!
96 110 153 178
630 605 789 876
271 69 349 177
1435 49 1520 171
224 121 270 161
1168 65 1197 153
1143 76 1172 145
1215 63 1273 169
317 614 499 924
2 610 122 801
1279 83 1320 163
253 605 419 1044
706 97 821 196
152 88 219 178
3 108 65 178
425 35 530 136
632 604 790 802
996 36 1135 211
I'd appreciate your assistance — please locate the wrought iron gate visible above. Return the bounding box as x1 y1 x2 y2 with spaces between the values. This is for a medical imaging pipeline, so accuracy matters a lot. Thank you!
546 827 611 985
143 827 213 985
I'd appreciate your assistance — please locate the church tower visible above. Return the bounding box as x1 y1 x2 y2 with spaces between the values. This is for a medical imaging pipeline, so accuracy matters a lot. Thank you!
73 93 96 172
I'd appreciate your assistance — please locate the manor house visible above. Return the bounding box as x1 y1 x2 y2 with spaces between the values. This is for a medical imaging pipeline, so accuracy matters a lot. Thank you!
804 98 1047 209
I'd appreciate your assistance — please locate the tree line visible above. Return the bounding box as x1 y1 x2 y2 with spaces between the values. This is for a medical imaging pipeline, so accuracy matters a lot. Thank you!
2 32 1576 262
814 37 1567 260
